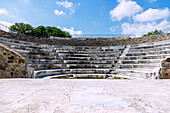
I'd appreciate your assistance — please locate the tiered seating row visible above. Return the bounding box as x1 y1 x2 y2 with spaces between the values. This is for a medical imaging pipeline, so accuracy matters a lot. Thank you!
2 36 170 79
116 40 170 79
0 37 124 79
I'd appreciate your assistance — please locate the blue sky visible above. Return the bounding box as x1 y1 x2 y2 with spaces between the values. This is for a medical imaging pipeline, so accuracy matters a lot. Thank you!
0 0 170 37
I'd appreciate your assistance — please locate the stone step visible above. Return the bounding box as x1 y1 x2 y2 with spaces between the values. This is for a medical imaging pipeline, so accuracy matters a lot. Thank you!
27 59 61 63
126 53 147 56
22 54 58 59
63 60 115 64
123 54 170 60
119 63 160 69
4 44 39 51
73 74 107 79
42 73 114 79
27 63 63 69
0 40 49 49
42 74 73 79
11 49 31 53
19 51 58 56
11 47 54 53
116 68 160 79
56 49 122 53
0 37 33 45
121 59 162 64
126 51 170 56
34 69 70 77
0 37 64 49
130 43 170 50
108 75 142 80
6 45 123 56
128 49 170 53
129 46 170 52
62 56 118 60
54 45 124 50
34 68 111 77
69 68 110 73
58 50 122 54
66 64 113 68
43 74 139 79
58 53 120 57
56 45 124 49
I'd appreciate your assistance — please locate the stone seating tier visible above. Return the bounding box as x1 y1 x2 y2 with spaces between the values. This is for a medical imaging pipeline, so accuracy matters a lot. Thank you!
27 59 61 63
34 68 111 77
63 60 115 64
121 59 162 64
62 56 118 60
1 32 170 79
129 47 170 52
123 55 170 60
119 63 159 69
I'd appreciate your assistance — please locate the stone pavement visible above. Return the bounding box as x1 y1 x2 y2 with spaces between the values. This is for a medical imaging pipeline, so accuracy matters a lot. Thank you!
0 79 170 113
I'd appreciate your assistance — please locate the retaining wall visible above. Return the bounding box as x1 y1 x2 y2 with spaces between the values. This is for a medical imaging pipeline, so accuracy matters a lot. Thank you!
160 58 170 79
0 44 27 78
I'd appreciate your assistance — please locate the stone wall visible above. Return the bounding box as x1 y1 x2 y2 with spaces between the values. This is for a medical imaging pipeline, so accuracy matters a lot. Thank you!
0 29 170 46
0 44 27 78
160 58 170 79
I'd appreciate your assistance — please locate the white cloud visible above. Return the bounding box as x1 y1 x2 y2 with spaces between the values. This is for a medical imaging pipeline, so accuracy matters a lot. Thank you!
110 0 143 21
0 21 13 27
57 26 83 35
56 1 73 8
133 8 170 22
55 1 80 15
149 0 157 2
54 10 65 15
0 21 13 32
121 20 170 37
109 26 119 32
57 26 61 29
70 9 75 15
117 0 129 2
63 27 83 35
0 8 8 15
77 3 80 6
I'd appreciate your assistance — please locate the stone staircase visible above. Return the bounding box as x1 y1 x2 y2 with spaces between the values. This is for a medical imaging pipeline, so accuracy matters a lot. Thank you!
0 37 124 79
115 40 170 79
1 36 170 79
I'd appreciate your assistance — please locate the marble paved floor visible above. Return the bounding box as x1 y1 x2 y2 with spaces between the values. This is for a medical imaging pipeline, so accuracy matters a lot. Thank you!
0 79 170 113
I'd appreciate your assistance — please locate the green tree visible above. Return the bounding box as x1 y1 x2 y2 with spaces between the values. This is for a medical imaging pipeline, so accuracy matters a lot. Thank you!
63 31 72 38
35 26 47 38
143 29 163 37
10 23 72 38
10 23 34 35
45 26 70 38
46 26 55 37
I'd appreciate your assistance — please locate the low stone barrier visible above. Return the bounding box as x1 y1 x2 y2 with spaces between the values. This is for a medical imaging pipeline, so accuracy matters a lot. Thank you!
0 29 170 46
160 58 170 79
0 44 27 78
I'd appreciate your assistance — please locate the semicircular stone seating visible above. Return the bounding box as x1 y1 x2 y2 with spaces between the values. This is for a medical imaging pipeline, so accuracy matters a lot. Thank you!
0 36 170 79
0 36 124 79
116 40 170 79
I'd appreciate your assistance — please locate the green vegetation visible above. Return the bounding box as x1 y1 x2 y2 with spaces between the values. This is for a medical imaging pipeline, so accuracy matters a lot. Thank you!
143 30 163 37
10 23 71 38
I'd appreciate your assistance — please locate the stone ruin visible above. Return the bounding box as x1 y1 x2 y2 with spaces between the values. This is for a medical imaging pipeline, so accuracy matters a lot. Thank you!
160 58 170 79
0 43 27 78
0 29 170 79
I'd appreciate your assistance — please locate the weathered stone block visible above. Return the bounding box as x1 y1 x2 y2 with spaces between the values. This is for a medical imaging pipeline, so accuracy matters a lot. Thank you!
26 67 34 78
160 67 170 79
160 58 170 79
0 44 27 78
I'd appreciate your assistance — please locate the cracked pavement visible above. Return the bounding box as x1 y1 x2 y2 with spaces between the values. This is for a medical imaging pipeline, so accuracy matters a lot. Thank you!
0 79 170 113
